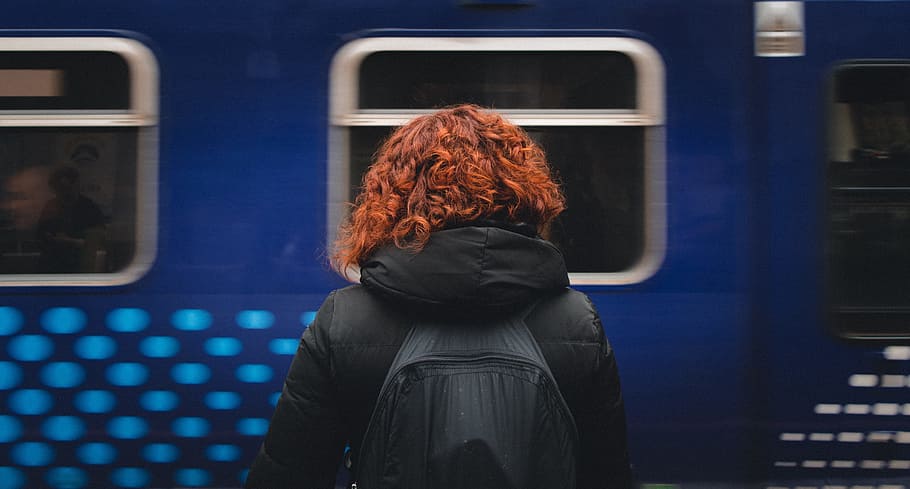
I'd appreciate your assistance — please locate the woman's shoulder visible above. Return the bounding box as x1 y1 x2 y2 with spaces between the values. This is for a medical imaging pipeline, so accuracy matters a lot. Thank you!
320 285 411 347
331 284 404 318
526 288 605 344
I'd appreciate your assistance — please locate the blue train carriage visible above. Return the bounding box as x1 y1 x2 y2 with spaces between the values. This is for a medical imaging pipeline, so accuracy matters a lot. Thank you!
755 2 910 488
0 0 909 488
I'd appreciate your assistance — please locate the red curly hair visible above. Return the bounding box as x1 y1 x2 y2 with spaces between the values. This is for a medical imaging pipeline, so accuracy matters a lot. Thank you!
331 104 566 274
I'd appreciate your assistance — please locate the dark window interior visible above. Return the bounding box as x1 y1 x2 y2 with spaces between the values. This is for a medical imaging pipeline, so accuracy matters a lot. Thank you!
359 51 636 110
0 127 138 275
828 64 910 337
0 52 130 110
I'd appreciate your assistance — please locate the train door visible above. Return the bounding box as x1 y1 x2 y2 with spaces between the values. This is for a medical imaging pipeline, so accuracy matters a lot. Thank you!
755 1 910 486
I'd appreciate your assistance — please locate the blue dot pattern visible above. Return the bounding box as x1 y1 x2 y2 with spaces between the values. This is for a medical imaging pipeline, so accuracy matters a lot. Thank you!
236 364 273 383
73 336 117 360
107 417 148 439
110 468 149 488
204 336 242 356
0 307 23 335
0 415 22 442
106 308 149 333
269 338 298 355
11 442 54 466
105 363 149 386
206 444 240 462
139 336 180 358
172 417 210 438
8 335 53 361
139 390 179 411
77 443 116 465
236 418 269 436
42 416 85 441
171 309 211 331
41 362 85 388
205 391 241 410
174 468 211 487
142 443 179 463
236 309 275 329
41 308 86 334
74 390 116 413
46 467 87 489
9 389 53 415
0 362 22 390
0 305 319 488
0 467 24 489
171 363 211 384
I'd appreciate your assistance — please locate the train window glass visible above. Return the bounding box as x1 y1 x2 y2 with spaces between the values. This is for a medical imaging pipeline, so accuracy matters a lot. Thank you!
0 38 157 286
827 63 910 337
331 37 665 284
358 51 636 110
348 126 645 272
0 52 130 109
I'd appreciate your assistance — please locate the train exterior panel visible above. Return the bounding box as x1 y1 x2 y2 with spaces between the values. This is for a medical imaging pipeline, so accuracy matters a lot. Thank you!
0 1 907 488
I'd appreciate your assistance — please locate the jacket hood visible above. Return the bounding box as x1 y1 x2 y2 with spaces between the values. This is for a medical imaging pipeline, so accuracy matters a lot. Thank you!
359 225 569 309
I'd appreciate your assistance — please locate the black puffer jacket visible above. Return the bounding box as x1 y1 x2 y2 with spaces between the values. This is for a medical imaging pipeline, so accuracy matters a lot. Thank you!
245 225 632 489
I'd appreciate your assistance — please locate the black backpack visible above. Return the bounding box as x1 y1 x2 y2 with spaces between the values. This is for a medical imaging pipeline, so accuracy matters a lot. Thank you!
351 302 578 489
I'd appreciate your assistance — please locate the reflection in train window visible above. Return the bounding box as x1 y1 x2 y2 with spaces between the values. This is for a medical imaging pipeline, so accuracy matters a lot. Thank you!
827 63 910 337
0 129 137 274
0 39 158 286
330 38 665 284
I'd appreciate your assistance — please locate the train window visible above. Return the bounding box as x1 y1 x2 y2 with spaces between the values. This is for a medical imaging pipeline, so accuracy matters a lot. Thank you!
827 63 910 337
0 38 158 286
330 37 665 284
358 51 636 110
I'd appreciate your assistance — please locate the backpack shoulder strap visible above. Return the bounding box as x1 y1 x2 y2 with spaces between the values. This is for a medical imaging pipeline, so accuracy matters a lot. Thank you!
386 299 547 377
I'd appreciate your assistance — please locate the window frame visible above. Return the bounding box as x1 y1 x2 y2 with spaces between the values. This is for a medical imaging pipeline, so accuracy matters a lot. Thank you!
328 36 666 285
0 37 158 286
